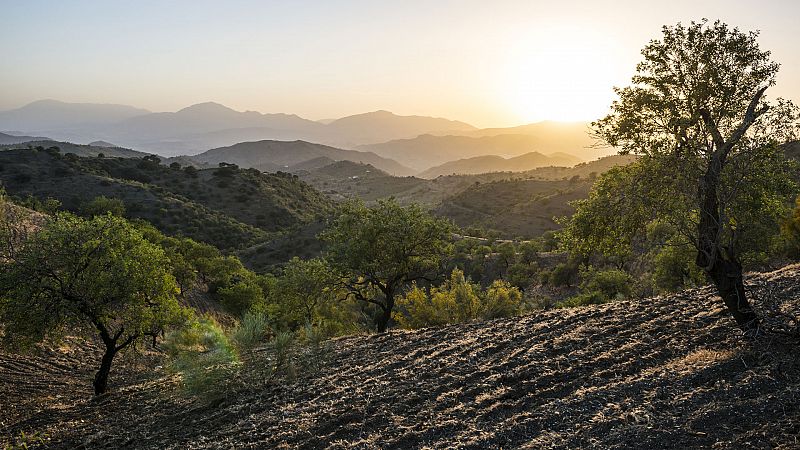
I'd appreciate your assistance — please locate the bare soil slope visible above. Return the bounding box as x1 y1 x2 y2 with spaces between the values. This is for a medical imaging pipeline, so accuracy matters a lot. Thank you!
2 266 800 449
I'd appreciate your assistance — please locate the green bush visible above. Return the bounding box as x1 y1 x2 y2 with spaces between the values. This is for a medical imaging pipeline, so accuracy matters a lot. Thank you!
557 291 607 308
483 280 523 319
163 316 240 397
394 269 524 329
580 267 632 300
231 311 272 352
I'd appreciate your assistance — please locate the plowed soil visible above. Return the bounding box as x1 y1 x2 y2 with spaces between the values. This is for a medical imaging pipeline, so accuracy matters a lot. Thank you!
2 266 799 449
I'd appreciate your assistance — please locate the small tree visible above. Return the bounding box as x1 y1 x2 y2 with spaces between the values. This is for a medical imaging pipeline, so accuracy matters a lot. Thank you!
322 199 453 332
273 257 339 329
0 213 184 394
588 20 798 331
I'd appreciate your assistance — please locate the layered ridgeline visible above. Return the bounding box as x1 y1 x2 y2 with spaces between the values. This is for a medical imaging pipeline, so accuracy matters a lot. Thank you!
0 148 332 252
0 101 477 156
179 139 415 176
0 132 50 145
1 140 149 159
417 151 583 178
357 130 596 171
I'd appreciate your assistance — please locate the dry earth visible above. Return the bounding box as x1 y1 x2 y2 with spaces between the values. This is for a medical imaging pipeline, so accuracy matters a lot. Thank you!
2 266 800 449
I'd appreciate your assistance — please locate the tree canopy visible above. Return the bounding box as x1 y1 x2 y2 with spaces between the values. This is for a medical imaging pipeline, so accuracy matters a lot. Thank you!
0 213 185 394
571 20 799 330
321 199 454 332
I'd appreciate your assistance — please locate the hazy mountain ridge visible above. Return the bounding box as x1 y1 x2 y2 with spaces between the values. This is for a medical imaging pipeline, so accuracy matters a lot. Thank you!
0 101 600 167
0 101 484 157
0 140 150 159
417 151 583 179
182 140 416 176
0 132 49 145
357 133 593 171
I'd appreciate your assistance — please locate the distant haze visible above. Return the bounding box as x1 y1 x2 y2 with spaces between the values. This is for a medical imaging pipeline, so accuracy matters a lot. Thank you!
2 1 799 127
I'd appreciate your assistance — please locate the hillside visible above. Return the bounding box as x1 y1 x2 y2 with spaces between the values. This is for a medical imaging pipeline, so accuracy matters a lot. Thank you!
357 134 590 171
435 178 592 238
2 265 798 448
0 132 48 145
183 140 415 176
0 100 150 133
0 140 149 159
418 151 583 178
0 148 332 252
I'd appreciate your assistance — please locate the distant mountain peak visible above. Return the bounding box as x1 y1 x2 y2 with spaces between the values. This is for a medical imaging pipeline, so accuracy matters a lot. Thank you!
177 102 236 114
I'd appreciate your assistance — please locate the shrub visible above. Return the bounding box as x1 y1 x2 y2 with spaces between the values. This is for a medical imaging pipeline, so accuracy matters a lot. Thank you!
579 267 632 300
80 195 125 218
217 276 266 316
557 291 607 308
482 280 523 319
163 316 240 397
231 311 272 352
394 269 523 329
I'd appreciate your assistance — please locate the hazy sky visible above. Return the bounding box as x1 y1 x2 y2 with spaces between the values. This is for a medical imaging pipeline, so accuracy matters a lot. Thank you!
2 0 799 127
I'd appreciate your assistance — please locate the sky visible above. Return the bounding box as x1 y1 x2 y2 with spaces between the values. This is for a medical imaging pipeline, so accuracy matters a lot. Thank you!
1 0 799 128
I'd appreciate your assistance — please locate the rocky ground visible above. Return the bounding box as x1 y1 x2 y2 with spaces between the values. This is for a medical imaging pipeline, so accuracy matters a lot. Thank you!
2 265 799 449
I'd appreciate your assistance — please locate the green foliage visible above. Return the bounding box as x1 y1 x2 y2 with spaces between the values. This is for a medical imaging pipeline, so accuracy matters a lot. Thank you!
322 199 454 331
547 262 578 288
586 19 798 272
80 195 126 218
230 311 272 352
217 274 266 316
0 213 183 349
393 269 523 329
3 430 49 450
163 316 240 397
579 267 632 301
557 291 607 308
270 257 339 329
0 213 186 393
780 195 800 259
482 279 523 319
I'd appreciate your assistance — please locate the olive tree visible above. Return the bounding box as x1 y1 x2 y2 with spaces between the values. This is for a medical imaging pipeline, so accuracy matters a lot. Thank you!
321 199 453 332
587 20 799 330
0 213 185 394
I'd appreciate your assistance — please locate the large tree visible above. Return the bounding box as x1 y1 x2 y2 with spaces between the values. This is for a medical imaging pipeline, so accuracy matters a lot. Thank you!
0 213 185 394
587 20 799 331
321 199 453 332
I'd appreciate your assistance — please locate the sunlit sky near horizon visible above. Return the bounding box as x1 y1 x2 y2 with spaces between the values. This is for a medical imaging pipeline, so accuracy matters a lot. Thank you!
1 0 799 128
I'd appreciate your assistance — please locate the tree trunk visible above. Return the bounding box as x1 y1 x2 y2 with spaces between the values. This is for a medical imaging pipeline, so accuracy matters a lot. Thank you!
93 343 117 395
376 303 392 333
706 256 759 331
696 162 760 332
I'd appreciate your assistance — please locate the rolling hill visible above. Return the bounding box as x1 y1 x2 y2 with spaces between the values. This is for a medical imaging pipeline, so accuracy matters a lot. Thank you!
418 151 583 178
435 178 592 238
0 132 49 145
183 140 415 176
2 265 798 448
0 148 332 252
0 140 150 159
357 134 590 172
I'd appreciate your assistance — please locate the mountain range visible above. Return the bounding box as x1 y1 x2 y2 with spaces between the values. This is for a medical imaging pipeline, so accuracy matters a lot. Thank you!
183 140 415 176
357 133 593 171
416 151 582 178
0 101 479 157
0 101 604 169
